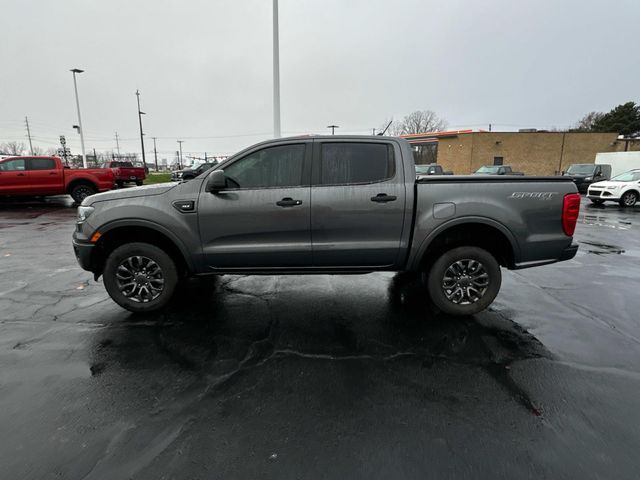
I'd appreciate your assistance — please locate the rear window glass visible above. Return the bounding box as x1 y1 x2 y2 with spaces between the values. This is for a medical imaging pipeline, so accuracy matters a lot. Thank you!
28 158 56 170
320 143 394 185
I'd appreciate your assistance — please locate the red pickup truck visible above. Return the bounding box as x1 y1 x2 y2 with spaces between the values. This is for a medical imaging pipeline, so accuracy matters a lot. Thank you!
0 156 114 203
101 161 146 187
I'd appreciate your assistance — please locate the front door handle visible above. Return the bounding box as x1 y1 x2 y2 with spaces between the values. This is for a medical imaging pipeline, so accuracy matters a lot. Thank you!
49 172 58 175
276 197 303 207
17 173 26 177
371 193 397 203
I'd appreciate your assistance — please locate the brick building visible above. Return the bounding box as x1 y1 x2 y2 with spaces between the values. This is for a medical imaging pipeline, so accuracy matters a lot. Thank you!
404 130 640 175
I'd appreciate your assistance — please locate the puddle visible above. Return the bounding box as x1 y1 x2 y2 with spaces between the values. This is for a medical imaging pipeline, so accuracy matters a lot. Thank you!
580 241 625 255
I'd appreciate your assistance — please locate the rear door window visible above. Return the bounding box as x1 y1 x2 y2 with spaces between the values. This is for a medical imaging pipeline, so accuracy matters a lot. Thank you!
319 142 395 185
27 158 56 170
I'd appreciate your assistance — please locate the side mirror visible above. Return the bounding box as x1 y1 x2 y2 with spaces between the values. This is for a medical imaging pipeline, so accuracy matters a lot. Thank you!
206 170 226 192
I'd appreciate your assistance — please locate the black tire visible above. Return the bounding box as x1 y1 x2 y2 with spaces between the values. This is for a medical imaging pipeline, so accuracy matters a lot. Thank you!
590 199 605 205
427 246 502 316
103 242 178 313
619 191 638 208
70 183 96 203
135 180 143 186
116 180 124 188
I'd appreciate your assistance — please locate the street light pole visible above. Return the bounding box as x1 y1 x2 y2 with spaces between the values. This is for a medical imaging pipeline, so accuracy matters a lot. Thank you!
273 0 281 138
70 69 87 168
327 125 339 135
136 90 147 166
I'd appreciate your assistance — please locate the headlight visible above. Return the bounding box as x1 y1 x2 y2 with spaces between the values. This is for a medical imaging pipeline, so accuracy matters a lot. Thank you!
77 206 95 222
584 176 592 181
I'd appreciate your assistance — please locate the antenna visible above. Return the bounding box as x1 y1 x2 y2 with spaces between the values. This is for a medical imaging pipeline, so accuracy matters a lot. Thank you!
378 119 393 136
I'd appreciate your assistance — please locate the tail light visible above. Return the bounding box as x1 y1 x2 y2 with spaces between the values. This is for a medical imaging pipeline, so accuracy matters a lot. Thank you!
562 193 581 236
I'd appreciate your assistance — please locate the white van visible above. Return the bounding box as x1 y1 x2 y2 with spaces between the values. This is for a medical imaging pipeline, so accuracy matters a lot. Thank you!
595 152 640 178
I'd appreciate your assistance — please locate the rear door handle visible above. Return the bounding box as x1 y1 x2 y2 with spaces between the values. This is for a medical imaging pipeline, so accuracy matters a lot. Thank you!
17 173 26 176
49 172 58 175
276 197 303 207
371 193 397 203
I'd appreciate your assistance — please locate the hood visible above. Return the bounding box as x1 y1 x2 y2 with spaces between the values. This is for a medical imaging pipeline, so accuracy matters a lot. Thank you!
83 182 179 205
589 180 625 188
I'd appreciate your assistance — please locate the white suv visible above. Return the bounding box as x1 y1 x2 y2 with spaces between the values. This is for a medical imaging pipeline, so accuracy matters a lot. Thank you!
587 169 640 207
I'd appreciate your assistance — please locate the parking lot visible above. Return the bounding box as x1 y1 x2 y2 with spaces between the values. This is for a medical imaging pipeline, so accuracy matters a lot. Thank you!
0 196 639 479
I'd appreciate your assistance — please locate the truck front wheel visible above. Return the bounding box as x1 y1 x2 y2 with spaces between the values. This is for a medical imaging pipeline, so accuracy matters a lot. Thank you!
427 246 501 316
103 242 178 313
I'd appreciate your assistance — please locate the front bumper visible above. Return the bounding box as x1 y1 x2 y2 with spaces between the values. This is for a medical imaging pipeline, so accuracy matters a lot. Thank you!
587 190 620 201
72 233 94 272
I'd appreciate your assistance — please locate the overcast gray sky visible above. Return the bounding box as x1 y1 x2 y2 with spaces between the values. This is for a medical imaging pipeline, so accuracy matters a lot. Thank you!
1 0 638 161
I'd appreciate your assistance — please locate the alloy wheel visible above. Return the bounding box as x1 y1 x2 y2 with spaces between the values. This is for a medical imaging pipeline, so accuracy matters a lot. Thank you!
442 259 490 305
115 255 165 303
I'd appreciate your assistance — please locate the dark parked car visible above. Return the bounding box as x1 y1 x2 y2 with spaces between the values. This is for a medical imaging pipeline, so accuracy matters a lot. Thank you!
474 165 524 176
415 164 453 176
563 163 611 193
170 162 217 182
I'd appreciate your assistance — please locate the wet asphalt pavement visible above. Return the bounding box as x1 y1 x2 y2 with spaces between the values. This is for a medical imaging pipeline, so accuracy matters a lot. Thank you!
0 196 639 479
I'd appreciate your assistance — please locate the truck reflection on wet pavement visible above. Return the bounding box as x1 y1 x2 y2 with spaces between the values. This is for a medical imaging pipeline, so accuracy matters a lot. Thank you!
1 196 639 479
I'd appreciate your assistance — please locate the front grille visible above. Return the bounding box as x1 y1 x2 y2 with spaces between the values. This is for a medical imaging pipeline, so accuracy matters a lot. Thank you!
588 190 602 197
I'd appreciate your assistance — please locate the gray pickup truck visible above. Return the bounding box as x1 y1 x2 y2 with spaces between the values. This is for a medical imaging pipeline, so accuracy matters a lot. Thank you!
72 136 580 316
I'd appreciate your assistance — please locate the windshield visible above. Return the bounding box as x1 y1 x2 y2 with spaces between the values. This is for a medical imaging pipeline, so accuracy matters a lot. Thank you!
566 164 595 175
476 166 501 173
611 171 640 182
416 165 434 173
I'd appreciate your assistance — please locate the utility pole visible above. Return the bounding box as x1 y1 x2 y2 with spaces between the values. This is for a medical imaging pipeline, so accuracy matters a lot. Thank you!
25 116 34 155
489 123 492 132
177 140 184 169
136 90 146 166
115 131 121 155
372 128 376 135
70 68 87 168
152 137 158 171
272 0 281 138
327 125 339 135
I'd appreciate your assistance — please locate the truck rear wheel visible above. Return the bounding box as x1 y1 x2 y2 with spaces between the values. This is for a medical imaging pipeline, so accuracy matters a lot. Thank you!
70 184 96 203
103 242 178 313
427 246 501 316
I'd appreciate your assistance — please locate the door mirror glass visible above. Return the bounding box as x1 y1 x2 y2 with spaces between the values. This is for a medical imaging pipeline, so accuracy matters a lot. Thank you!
206 170 226 192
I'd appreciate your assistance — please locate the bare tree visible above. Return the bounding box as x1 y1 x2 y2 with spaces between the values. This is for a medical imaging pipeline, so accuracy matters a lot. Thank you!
379 110 448 136
399 110 447 134
0 141 26 155
573 111 605 131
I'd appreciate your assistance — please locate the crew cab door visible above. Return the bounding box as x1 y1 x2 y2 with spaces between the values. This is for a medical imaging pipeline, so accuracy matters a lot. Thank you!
0 158 29 195
26 157 63 195
310 139 406 268
197 141 312 269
